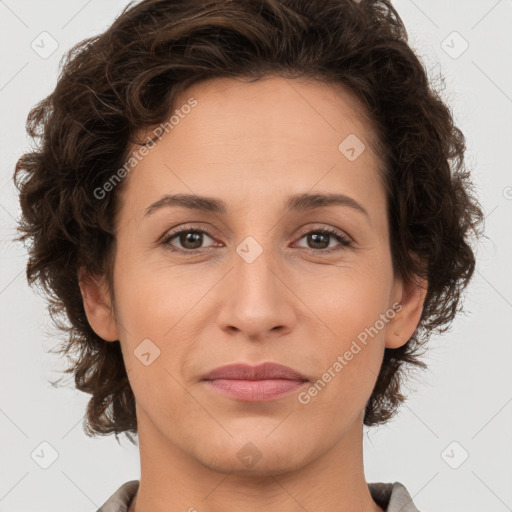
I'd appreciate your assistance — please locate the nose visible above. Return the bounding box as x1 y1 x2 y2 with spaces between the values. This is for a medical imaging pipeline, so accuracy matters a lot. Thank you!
216 249 297 341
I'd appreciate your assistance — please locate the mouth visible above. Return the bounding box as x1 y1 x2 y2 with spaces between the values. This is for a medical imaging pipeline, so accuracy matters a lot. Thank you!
201 362 309 402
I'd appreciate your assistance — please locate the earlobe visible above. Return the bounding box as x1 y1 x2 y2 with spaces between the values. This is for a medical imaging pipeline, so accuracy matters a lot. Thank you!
385 273 428 350
78 267 119 342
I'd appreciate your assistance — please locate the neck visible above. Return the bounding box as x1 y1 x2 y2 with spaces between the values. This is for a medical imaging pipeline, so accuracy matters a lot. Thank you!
129 409 383 512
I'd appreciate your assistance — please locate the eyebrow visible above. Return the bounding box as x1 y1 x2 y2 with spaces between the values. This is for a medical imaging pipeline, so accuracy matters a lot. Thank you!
144 192 369 218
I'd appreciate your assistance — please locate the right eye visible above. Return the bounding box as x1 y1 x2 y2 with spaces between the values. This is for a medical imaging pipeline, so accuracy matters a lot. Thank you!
160 227 219 253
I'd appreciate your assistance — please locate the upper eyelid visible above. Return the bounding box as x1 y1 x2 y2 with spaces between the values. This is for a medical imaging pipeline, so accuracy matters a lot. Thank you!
162 224 352 249
163 222 349 238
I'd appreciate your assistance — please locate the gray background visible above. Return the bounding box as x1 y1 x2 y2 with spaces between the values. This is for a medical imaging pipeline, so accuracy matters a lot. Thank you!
1 1 511 510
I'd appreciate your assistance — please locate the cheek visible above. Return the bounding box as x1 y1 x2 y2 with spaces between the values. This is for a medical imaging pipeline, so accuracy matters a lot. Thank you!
298 316 385 424
299 264 392 338
113 250 201 335
297 267 390 392
113 257 216 388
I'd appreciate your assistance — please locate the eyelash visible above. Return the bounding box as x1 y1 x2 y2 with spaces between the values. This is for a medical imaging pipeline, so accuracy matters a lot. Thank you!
160 225 352 255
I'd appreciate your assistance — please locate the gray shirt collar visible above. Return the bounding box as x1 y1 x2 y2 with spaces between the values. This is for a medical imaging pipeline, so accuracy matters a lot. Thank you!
97 480 421 512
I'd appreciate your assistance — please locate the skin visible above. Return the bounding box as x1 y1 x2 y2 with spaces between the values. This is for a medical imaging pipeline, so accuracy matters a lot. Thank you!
79 76 427 512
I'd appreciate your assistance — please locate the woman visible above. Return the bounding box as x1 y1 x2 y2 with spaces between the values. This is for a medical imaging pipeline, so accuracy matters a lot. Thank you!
13 0 484 510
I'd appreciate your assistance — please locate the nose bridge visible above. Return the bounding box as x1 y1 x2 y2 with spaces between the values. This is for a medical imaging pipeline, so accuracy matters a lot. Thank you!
235 246 278 304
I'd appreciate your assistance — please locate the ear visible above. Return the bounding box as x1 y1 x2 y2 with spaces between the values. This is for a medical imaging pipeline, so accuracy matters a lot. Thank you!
385 266 428 350
78 267 119 342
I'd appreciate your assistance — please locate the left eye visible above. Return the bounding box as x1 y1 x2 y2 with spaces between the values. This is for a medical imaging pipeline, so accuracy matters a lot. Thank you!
161 228 352 253
294 229 352 251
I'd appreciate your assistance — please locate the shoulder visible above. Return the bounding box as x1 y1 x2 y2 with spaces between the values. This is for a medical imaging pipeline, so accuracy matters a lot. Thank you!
96 480 139 512
368 481 422 512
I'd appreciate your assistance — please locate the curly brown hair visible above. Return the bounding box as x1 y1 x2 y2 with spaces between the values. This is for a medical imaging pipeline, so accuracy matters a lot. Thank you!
13 0 484 443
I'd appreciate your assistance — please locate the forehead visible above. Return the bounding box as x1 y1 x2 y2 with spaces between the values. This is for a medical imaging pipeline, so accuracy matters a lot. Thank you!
166 75 377 153
117 76 385 224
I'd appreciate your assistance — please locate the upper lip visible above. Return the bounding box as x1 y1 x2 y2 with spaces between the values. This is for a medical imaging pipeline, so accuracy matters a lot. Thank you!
202 362 308 381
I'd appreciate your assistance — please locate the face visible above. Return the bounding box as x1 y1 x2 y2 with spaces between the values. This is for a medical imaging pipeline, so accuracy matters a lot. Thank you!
82 75 425 476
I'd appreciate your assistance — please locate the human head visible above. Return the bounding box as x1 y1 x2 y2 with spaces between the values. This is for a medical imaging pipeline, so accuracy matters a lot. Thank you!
14 0 484 448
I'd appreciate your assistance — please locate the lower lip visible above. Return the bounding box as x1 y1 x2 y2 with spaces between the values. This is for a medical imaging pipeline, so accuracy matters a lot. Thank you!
204 378 307 402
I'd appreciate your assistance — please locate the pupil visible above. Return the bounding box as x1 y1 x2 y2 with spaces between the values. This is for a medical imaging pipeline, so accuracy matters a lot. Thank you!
181 231 202 249
309 233 329 249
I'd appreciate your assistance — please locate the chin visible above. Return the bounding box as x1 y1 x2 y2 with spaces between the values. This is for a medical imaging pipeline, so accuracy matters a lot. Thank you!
191 429 311 476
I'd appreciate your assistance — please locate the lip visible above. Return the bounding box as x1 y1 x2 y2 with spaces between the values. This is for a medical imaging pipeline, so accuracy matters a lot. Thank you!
202 362 308 381
202 362 309 402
